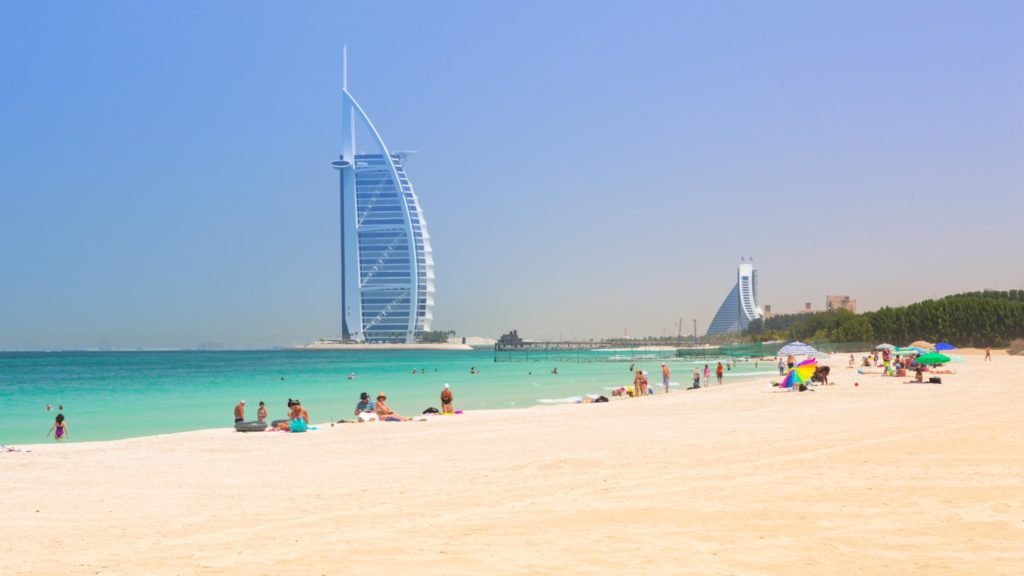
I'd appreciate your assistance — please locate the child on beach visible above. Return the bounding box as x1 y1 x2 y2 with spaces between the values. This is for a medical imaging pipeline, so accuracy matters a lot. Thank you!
47 414 69 441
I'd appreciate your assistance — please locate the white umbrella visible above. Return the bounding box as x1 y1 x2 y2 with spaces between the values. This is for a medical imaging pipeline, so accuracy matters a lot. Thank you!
777 341 820 356
874 343 896 351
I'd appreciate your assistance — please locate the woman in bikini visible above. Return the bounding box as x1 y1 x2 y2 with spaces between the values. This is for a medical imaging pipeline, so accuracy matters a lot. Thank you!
375 393 411 421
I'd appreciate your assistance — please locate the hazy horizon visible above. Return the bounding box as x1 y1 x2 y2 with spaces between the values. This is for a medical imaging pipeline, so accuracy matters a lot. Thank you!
2 1 1022 349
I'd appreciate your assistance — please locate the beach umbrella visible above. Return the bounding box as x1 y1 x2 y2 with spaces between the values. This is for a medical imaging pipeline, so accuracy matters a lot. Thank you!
779 358 817 389
777 341 819 356
915 352 951 365
874 343 896 351
934 342 955 351
910 340 933 349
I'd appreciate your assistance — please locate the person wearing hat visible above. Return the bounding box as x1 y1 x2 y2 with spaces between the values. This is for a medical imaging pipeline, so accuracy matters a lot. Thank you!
440 383 454 414
661 363 671 393
355 392 378 422
234 400 245 423
374 392 410 422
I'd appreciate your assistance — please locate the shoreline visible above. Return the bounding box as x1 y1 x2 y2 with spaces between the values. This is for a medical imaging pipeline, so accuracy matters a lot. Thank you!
10 371 767 450
4 354 1021 574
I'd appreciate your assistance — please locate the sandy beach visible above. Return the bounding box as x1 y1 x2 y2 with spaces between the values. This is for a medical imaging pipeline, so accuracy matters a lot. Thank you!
3 350 1022 575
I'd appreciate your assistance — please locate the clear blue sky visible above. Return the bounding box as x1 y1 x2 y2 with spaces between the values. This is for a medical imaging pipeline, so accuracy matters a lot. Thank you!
1 1 1022 349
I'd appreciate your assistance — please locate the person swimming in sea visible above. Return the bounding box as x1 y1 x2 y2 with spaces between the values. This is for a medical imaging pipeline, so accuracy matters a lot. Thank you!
47 413 69 441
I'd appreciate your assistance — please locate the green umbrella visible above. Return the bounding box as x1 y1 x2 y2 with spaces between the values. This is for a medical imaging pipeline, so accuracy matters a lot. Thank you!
915 352 951 365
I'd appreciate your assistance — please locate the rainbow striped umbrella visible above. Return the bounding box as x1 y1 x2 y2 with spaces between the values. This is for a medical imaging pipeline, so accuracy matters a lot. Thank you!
779 358 817 389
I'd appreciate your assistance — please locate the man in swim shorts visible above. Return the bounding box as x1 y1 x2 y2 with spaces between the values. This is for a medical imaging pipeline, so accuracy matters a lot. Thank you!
661 363 671 393
234 400 245 423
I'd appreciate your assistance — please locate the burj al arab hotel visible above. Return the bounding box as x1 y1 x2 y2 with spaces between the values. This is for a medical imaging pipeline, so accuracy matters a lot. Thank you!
331 49 435 343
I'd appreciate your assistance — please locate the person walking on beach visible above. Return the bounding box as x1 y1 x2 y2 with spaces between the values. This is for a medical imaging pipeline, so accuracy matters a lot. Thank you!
703 364 711 387
985 347 992 361
256 401 268 423
234 400 245 423
716 362 724 385
661 363 671 393
47 413 69 441
440 383 454 414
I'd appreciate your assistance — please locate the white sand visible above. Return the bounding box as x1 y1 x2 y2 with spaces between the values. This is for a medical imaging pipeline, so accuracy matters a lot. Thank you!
2 350 1022 575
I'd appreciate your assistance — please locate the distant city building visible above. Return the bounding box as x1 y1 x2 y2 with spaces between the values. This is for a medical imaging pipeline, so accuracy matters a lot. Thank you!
706 261 763 336
331 50 435 343
763 304 773 318
826 295 857 314
498 330 525 347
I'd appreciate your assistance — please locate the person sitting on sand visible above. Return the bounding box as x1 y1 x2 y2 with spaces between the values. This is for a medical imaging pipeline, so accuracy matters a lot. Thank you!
375 393 411 422
47 413 69 441
440 384 454 414
257 401 268 423
355 392 378 422
234 400 245 423
289 400 309 432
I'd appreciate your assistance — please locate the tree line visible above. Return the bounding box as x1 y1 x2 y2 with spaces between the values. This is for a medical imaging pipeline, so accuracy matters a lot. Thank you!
746 290 1024 347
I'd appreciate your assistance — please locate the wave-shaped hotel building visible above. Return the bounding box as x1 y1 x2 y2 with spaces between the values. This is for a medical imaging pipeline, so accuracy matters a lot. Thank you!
331 51 435 343
705 260 763 336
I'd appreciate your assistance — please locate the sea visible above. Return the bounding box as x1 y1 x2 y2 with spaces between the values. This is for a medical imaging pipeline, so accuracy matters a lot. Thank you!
0 349 777 445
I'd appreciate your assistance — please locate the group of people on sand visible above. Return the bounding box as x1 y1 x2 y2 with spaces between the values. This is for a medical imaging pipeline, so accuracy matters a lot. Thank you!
235 398 304 431
232 380 458 431
613 361 727 397
353 384 456 422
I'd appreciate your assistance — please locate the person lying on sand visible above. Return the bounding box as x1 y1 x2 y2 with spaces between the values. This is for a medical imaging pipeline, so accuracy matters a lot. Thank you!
375 393 411 422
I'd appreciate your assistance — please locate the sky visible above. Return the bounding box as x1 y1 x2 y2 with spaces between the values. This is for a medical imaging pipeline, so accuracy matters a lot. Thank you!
1 1 1022 349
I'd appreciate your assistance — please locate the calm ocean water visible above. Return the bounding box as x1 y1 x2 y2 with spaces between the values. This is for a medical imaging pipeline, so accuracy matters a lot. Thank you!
0 349 774 445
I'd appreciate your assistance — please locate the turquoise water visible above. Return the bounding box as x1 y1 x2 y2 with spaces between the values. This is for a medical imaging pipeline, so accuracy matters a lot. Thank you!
0 349 775 444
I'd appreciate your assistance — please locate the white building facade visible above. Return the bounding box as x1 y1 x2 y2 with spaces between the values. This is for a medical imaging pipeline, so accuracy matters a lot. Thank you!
331 52 435 342
705 261 762 336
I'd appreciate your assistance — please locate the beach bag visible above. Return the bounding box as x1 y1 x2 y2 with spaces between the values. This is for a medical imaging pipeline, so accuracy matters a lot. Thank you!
423 407 440 414
929 377 942 384
594 396 609 403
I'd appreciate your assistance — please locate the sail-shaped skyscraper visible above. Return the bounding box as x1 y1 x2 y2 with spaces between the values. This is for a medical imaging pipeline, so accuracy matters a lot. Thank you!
331 49 435 343
705 260 762 336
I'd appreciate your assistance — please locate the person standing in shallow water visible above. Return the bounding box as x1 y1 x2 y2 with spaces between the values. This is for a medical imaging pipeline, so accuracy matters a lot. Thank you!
716 362 724 385
703 364 711 387
661 363 671 393
48 413 69 441
440 383 454 414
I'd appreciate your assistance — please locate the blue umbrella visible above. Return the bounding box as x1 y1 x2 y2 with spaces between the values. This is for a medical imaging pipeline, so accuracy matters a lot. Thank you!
777 341 820 356
934 342 955 351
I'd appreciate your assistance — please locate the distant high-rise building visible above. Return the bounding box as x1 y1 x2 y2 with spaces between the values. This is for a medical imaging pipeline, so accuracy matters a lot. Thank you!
826 295 857 314
706 261 763 336
331 49 435 343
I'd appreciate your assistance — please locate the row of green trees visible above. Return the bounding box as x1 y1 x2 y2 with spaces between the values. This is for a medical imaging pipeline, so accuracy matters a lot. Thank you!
746 290 1024 347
